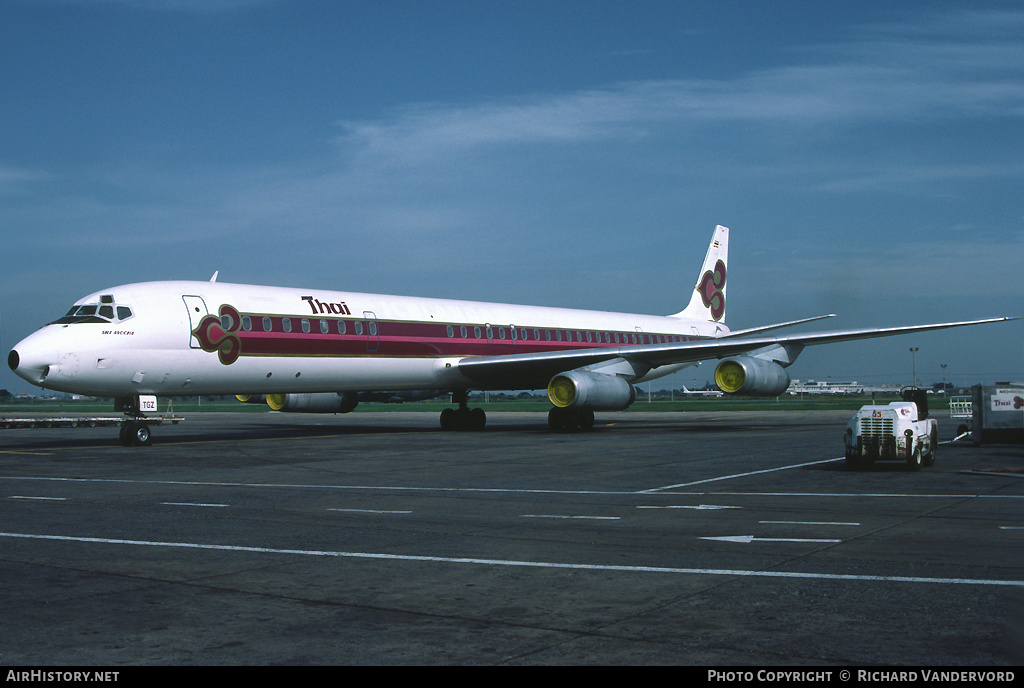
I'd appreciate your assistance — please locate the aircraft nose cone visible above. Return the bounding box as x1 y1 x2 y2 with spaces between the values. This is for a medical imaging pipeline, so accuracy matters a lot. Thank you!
8 337 56 386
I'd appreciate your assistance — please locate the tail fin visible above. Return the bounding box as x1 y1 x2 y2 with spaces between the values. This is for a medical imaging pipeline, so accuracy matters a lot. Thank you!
673 225 729 323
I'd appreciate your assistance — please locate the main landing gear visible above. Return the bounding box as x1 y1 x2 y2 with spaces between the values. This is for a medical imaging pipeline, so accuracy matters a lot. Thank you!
547 407 595 432
439 390 487 431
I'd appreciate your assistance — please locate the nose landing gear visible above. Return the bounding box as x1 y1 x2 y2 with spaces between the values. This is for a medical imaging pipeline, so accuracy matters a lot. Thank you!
114 395 181 446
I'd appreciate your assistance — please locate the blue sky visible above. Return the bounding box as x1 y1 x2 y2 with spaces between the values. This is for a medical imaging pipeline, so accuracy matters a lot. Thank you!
1 0 1021 394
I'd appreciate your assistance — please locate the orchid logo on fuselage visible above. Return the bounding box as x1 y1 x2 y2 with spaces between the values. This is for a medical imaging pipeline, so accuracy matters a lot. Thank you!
697 260 726 321
192 305 242 365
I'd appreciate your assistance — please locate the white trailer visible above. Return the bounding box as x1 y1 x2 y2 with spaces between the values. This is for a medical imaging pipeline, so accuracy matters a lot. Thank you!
0 395 182 446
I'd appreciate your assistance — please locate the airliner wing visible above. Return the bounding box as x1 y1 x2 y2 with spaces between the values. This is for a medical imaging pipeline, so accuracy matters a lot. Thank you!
456 316 1015 389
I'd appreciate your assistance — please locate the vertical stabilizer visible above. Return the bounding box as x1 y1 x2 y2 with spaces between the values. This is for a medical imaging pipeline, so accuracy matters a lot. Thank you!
673 225 729 323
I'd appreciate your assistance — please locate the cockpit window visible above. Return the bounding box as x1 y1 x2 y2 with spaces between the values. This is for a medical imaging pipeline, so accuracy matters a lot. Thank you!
51 298 135 325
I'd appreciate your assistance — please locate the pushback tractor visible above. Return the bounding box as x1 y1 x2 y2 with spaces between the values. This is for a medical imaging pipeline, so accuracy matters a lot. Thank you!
844 388 937 471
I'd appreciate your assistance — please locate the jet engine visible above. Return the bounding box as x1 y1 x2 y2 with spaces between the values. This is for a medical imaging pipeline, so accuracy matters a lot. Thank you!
547 371 636 411
714 357 790 396
265 392 360 413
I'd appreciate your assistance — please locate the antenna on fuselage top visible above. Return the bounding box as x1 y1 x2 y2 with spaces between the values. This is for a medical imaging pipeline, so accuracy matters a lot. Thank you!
210 271 218 283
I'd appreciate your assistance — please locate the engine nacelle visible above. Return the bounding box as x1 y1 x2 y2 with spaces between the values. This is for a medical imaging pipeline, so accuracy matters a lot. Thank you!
265 392 359 413
714 357 790 396
547 371 636 411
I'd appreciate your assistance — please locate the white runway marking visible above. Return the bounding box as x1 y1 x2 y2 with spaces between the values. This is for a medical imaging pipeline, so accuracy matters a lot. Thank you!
160 502 229 508
760 520 860 526
6 474 1021 501
521 514 621 520
328 508 412 514
1 531 1020 587
637 504 742 510
9 496 66 501
641 457 843 492
701 535 843 544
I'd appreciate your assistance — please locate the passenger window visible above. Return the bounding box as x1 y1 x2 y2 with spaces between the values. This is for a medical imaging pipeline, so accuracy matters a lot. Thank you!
533 329 540 341
242 316 252 331
355 321 363 335
263 317 272 332
338 320 347 335
301 319 311 333
460 326 468 338
474 326 482 339
447 325 454 338
282 318 292 333
320 320 329 334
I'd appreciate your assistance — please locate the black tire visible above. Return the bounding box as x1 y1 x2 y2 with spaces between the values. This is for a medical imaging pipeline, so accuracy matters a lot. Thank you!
121 421 152 447
923 427 937 467
907 445 922 471
845 449 864 471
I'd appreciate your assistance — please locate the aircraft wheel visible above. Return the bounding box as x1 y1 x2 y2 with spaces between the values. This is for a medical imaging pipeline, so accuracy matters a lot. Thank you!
121 421 152 447
133 423 153 446
440 407 486 431
548 408 594 432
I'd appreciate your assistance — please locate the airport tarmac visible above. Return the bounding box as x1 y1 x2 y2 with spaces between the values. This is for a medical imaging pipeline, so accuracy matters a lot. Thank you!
0 409 1021 665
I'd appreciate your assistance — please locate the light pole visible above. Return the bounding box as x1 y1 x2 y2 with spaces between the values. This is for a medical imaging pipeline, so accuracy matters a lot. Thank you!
909 348 919 388
941 363 947 394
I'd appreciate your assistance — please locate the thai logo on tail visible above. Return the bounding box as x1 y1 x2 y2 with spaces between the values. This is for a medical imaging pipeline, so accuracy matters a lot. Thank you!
697 259 727 321
193 304 242 365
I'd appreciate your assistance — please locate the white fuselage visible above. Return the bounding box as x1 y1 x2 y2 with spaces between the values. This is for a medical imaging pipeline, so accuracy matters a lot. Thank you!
10 280 726 398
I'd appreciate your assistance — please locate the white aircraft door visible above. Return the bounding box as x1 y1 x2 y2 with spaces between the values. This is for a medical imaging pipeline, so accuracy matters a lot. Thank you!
183 295 209 348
